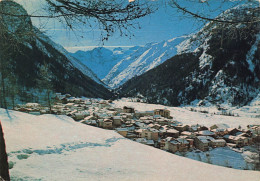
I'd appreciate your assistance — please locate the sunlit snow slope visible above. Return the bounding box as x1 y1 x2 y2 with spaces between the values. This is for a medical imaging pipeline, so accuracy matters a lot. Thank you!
1 109 259 181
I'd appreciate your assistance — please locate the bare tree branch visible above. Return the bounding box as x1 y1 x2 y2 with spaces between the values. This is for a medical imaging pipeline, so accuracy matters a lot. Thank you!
169 0 260 25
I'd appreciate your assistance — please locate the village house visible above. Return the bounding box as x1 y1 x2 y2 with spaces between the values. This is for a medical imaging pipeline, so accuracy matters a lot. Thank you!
211 128 228 137
112 116 123 127
140 128 159 141
98 119 104 128
103 119 113 129
176 138 190 152
194 136 214 151
72 111 90 121
94 112 110 119
223 135 248 147
135 129 143 138
168 140 179 153
158 139 166 150
65 103 75 109
135 138 155 146
25 103 41 108
186 139 194 148
154 109 171 119
210 139 226 148
164 128 179 138
124 119 135 126
162 137 174 150
148 123 161 130
120 113 134 119
67 110 77 117
135 111 154 118
123 106 135 113
154 118 169 126
139 118 153 125
210 123 230 130
82 120 98 127
196 130 215 137
116 128 128 137
189 124 209 132
98 101 110 109
249 125 260 136
174 124 189 132
126 131 138 139
181 131 196 139
134 122 148 129
227 128 241 136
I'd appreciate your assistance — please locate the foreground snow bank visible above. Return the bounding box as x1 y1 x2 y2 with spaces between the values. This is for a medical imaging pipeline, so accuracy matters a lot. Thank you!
1 109 259 181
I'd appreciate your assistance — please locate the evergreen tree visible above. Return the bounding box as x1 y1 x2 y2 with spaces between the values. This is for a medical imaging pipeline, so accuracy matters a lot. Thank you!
37 63 53 112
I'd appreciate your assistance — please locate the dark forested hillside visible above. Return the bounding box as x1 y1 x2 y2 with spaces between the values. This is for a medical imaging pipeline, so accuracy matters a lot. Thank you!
117 7 260 107
0 1 112 108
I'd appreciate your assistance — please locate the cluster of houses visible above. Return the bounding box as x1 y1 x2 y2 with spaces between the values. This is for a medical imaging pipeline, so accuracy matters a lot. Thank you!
14 94 260 154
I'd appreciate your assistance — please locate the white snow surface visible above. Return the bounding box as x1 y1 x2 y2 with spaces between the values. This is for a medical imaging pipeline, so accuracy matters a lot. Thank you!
1 109 260 181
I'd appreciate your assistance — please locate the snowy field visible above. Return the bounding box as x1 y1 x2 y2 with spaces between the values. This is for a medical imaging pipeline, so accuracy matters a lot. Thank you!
113 100 260 129
176 147 256 170
1 109 260 181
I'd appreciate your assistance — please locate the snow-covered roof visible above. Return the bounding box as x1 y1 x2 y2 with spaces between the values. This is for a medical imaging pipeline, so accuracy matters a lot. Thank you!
197 136 215 143
211 139 226 143
198 130 215 136
116 128 128 132
166 129 179 134
177 138 189 144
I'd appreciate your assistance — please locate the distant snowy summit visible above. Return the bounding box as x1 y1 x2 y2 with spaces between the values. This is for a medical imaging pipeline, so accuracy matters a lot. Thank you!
70 37 191 89
70 46 140 80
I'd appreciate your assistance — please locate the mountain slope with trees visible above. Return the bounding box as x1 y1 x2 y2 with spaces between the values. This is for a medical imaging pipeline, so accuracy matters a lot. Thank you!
117 4 260 107
0 1 113 108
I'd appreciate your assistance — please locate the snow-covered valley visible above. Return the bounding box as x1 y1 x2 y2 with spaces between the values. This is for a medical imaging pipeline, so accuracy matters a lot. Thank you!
1 99 260 180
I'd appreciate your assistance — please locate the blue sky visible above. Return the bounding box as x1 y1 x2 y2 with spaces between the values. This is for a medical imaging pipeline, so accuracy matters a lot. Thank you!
15 0 246 52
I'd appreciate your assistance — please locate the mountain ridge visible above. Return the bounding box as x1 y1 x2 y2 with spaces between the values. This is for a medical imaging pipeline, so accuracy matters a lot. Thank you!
116 5 260 107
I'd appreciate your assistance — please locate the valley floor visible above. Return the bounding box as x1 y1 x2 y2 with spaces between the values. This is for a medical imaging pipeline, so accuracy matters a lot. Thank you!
113 99 260 129
1 106 260 181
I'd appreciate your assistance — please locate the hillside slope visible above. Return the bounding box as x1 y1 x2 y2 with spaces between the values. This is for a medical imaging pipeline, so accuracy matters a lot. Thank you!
0 1 112 102
1 109 259 181
117 5 260 107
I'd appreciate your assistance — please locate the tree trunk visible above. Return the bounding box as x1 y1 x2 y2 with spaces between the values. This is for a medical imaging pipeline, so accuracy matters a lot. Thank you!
11 94 15 110
0 122 10 181
47 91 52 113
1 75 7 109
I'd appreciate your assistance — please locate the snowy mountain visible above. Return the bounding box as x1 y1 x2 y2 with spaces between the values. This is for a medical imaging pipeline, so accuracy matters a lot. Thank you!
103 37 189 88
1 108 260 180
70 47 139 80
71 36 190 89
117 5 260 107
0 1 112 101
